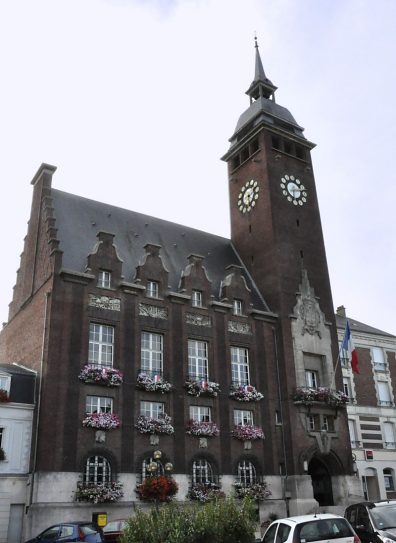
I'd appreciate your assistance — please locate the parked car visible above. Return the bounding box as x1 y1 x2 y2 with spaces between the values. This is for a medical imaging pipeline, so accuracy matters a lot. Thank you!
103 519 127 542
260 513 359 543
345 500 396 543
24 522 104 542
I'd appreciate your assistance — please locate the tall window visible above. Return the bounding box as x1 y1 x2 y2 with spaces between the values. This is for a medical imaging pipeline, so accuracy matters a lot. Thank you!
231 347 249 386
322 415 334 432
97 270 111 289
188 340 208 380
146 281 159 298
84 455 111 484
141 332 163 376
343 377 352 399
192 459 214 484
192 290 203 308
140 401 164 419
0 427 3 449
384 468 395 491
89 324 114 367
373 347 387 372
0 374 10 393
234 409 253 426
378 382 393 406
86 396 113 414
383 422 396 449
233 299 243 316
348 419 359 448
339 342 349 367
237 460 257 486
190 406 211 422
305 370 318 388
307 414 319 431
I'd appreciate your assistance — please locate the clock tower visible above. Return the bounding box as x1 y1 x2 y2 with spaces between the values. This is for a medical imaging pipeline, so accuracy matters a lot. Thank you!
223 40 360 510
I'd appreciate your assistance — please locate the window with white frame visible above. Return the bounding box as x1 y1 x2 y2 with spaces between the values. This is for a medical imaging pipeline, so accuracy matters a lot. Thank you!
343 377 352 400
378 381 393 406
384 468 395 491
322 415 334 432
373 347 387 372
233 299 243 316
192 458 214 484
97 270 111 289
231 346 249 386
192 290 203 308
89 324 114 367
188 340 208 380
141 332 163 376
84 455 111 484
234 409 253 426
0 374 10 393
307 414 319 431
190 405 211 422
236 460 257 486
146 280 159 298
383 422 396 449
348 419 359 448
339 342 349 367
305 370 318 388
86 396 113 414
140 401 164 419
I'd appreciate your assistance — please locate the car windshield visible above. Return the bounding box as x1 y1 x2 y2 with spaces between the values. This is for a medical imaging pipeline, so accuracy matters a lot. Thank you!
370 506 396 530
298 519 354 542
80 524 99 535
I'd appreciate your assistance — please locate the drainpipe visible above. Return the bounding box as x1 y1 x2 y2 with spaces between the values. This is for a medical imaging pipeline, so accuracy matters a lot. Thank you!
273 326 290 517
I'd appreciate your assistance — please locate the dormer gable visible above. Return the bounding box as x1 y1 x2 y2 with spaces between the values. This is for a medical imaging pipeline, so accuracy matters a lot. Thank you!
179 254 212 307
219 265 252 315
86 231 123 289
135 243 169 299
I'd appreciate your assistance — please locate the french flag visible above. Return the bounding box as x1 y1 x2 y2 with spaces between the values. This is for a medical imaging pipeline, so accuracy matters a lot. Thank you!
341 320 359 374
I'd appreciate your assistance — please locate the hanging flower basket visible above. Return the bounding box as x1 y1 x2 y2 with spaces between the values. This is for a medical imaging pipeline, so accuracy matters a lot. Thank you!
233 481 271 501
76 482 123 503
0 389 10 402
136 475 178 502
0 447 6 461
229 385 263 402
184 379 220 397
187 483 225 503
293 387 348 407
135 413 174 435
186 419 219 437
136 373 172 393
231 424 264 441
82 412 120 430
78 365 123 387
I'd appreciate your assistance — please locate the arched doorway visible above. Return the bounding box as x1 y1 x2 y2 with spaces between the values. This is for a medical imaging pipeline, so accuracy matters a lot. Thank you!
308 457 334 506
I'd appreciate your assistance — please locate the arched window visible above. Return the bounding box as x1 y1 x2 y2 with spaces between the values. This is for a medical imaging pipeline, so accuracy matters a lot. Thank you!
84 455 111 484
237 460 257 486
192 459 215 485
384 468 395 491
142 456 165 480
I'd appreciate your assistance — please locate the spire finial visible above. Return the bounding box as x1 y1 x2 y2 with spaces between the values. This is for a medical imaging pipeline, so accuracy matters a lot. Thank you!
254 32 258 49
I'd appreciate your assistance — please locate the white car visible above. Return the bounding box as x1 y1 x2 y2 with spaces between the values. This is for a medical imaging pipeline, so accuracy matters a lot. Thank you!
261 513 360 543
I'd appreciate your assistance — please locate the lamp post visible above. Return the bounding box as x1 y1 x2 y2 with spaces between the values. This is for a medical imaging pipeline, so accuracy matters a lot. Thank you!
145 450 174 510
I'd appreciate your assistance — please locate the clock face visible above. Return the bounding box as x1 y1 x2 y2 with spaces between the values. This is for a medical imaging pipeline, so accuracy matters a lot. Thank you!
238 180 259 213
280 175 307 206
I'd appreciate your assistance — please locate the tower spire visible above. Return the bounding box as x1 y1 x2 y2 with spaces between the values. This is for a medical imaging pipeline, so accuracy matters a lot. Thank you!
246 36 277 103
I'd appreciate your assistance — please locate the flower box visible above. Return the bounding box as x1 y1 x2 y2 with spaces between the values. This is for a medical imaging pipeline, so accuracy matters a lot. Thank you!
136 475 178 502
186 419 219 437
293 387 348 407
76 482 123 503
231 424 264 441
136 372 172 393
78 365 123 387
135 413 174 435
233 481 271 501
82 412 120 430
185 379 220 397
188 483 225 503
229 385 263 402
0 389 10 402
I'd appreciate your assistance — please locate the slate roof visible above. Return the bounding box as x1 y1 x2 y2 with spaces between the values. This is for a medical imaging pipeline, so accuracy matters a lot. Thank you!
51 189 269 311
335 314 395 338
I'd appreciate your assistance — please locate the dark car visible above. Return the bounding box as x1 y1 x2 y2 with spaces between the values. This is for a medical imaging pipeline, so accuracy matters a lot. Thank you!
345 500 396 543
103 520 127 542
24 522 104 542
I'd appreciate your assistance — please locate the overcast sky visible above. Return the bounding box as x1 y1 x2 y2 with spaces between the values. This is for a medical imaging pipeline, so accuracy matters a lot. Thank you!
0 0 395 335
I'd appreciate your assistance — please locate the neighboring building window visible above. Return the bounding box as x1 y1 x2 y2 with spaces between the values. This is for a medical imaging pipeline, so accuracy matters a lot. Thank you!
378 382 393 406
140 401 164 419
89 324 114 367
234 409 253 426
383 422 396 449
0 374 11 393
236 460 257 486
188 340 208 380
0 427 3 449
84 455 111 484
339 342 349 367
192 290 203 308
233 299 243 316
97 270 111 289
86 396 113 414
305 370 318 389
343 377 352 400
373 347 387 372
231 347 249 386
146 281 159 298
141 332 163 376
384 468 395 491
192 459 214 484
348 419 359 448
190 405 211 422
